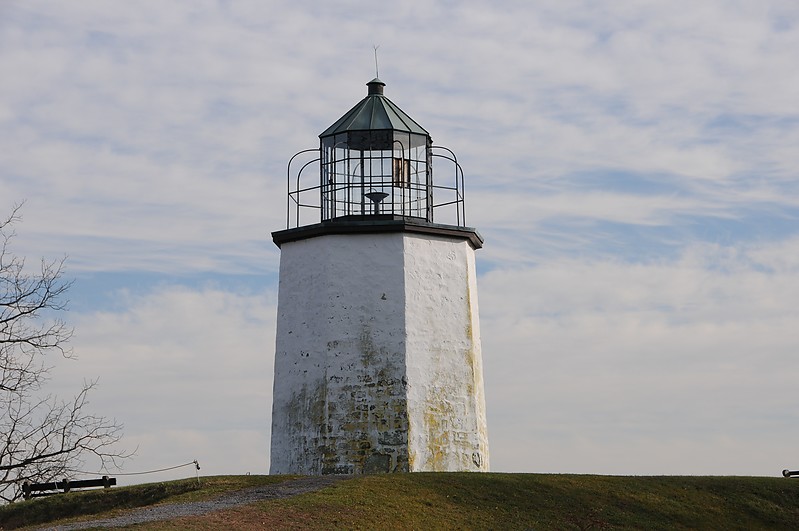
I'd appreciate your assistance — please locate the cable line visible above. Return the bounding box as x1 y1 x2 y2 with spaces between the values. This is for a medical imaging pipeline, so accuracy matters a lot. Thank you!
73 460 200 476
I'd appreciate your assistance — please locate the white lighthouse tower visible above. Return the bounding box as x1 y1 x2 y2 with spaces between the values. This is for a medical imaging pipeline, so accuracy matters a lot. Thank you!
270 78 489 474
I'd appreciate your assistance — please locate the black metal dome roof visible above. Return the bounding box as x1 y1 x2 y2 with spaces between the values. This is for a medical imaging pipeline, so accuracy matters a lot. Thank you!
319 78 429 138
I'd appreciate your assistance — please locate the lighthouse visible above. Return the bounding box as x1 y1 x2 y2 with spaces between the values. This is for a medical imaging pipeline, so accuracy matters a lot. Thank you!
269 78 489 474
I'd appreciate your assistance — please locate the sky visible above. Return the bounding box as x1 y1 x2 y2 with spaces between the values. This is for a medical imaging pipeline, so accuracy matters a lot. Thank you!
2 0 799 483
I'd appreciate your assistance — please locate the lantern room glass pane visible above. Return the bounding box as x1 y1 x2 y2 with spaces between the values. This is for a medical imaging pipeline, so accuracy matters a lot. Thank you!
320 130 431 221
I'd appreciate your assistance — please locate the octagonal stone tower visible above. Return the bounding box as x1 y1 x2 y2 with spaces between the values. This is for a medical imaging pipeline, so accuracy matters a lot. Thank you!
270 78 489 474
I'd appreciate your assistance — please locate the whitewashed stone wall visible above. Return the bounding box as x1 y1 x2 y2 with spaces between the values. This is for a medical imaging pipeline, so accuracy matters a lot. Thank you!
404 234 490 471
270 230 489 474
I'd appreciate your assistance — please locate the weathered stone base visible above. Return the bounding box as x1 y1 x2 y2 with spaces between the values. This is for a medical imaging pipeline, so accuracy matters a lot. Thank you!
270 228 489 474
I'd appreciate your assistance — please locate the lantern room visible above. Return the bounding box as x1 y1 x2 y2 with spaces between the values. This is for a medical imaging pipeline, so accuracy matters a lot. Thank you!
283 78 467 230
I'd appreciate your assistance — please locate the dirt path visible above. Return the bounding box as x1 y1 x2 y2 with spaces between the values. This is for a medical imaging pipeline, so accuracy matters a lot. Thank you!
40 476 344 530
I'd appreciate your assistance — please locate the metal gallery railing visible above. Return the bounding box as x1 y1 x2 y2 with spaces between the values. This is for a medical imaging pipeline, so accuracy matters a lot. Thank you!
284 145 466 229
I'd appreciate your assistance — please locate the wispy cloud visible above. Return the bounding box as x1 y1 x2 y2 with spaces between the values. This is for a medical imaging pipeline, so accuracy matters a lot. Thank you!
3 0 798 477
481 239 799 474
51 285 276 480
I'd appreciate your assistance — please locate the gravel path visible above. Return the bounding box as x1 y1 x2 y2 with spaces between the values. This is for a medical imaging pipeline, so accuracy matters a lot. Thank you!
39 476 344 530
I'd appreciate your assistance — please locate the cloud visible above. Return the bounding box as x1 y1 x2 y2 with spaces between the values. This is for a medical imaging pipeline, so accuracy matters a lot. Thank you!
3 0 799 478
48 285 277 482
480 238 799 475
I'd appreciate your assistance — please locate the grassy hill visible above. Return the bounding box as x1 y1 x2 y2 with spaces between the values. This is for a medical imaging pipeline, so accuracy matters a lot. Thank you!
2 473 798 530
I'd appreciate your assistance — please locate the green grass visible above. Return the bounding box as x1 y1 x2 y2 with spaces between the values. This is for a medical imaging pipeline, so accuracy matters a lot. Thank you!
2 473 798 530
252 474 799 530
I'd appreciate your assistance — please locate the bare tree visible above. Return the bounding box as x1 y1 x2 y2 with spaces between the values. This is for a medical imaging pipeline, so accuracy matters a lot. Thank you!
0 205 128 502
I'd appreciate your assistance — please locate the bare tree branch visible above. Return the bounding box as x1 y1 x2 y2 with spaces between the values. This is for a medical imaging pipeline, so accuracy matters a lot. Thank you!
0 205 129 502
